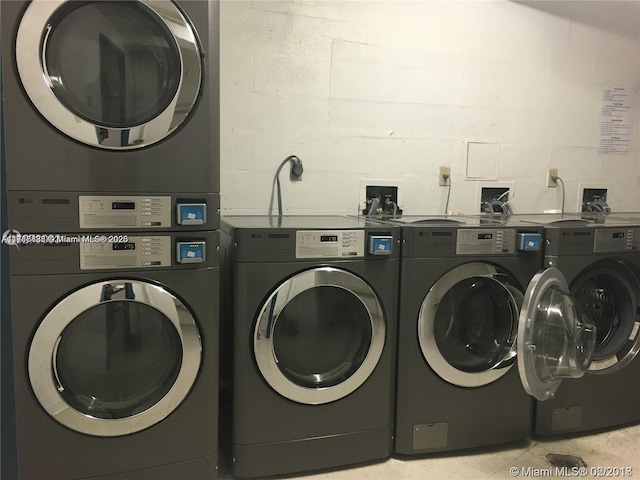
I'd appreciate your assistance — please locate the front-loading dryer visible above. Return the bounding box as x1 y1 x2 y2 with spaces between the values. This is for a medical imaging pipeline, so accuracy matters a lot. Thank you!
510 214 640 435
390 215 597 455
1 0 220 232
220 216 400 478
7 231 219 479
393 215 542 455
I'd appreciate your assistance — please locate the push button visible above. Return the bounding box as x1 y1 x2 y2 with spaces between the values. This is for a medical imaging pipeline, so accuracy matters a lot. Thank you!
176 241 206 263
176 203 207 226
369 235 393 255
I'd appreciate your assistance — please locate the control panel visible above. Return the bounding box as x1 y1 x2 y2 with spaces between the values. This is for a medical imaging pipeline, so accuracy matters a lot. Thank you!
594 228 640 253
295 230 365 259
456 229 517 255
79 196 172 229
79 196 209 229
80 236 172 270
79 236 210 270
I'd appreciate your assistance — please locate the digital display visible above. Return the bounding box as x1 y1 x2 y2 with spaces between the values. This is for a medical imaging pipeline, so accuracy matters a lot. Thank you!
477 233 493 240
321 235 338 243
112 242 136 251
112 202 135 210
613 232 625 239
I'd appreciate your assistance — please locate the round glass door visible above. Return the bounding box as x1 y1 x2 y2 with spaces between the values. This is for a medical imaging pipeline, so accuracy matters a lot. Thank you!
28 280 201 436
418 263 523 387
571 260 640 373
518 268 596 401
16 0 202 149
254 267 385 405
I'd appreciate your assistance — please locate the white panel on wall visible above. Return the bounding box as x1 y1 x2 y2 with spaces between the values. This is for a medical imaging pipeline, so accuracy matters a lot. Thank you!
466 142 499 180
220 0 640 215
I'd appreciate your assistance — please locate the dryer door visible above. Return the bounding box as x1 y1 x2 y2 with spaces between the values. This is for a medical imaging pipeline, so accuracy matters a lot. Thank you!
518 268 596 401
15 0 201 149
571 259 640 374
254 267 385 405
418 262 522 387
28 280 201 437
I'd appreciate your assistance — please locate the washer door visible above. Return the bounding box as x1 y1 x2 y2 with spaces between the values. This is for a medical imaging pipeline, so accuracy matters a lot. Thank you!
28 280 201 437
254 267 385 405
518 268 596 401
571 259 640 373
16 0 201 149
418 263 523 388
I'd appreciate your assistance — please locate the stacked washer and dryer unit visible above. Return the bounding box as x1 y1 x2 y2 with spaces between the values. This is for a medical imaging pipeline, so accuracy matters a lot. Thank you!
2 1 220 479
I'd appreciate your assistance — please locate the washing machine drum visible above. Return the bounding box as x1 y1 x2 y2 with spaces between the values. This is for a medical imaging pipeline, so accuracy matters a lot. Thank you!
16 0 202 150
28 280 202 437
418 263 522 388
571 260 640 373
254 267 386 405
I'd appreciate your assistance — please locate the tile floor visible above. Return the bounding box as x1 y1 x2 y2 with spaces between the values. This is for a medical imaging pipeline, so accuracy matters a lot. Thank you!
220 422 640 479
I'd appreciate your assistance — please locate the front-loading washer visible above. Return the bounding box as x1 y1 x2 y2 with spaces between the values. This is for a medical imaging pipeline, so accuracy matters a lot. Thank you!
392 215 542 454
1 0 220 232
220 216 400 478
7 231 219 479
509 214 640 435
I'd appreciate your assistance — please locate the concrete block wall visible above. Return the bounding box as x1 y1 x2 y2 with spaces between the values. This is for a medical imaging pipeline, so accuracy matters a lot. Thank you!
219 0 640 216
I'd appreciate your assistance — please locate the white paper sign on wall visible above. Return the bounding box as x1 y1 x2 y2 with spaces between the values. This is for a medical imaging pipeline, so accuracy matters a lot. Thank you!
599 86 632 155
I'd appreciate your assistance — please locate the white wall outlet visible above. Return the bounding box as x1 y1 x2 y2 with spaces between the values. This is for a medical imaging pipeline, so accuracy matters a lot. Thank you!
547 168 558 188
439 166 451 186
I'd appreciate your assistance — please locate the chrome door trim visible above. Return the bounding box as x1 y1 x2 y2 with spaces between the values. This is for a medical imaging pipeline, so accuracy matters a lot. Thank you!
254 267 385 405
573 260 640 374
517 268 567 401
418 262 520 387
517 268 595 402
16 0 202 150
28 280 201 437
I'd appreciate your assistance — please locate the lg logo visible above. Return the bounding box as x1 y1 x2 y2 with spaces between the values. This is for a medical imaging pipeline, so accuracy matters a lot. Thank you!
18 198 34 204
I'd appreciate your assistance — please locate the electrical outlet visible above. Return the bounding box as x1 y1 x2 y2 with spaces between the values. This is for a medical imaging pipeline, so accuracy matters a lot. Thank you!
289 156 303 181
439 167 451 186
547 168 558 188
